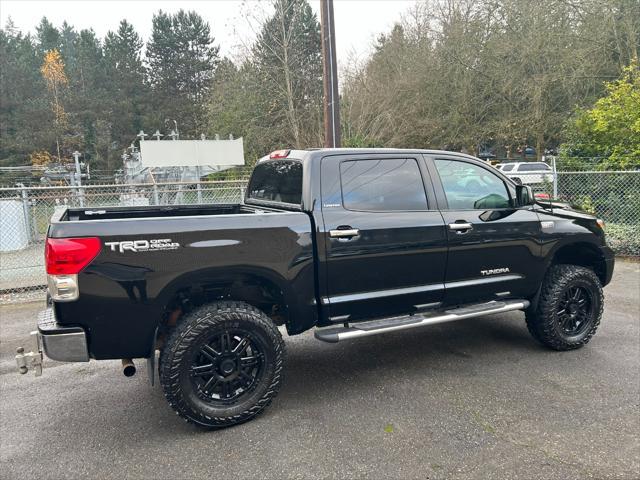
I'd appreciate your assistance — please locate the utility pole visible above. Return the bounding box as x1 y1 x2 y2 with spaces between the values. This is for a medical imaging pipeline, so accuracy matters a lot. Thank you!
72 150 85 207
320 0 341 148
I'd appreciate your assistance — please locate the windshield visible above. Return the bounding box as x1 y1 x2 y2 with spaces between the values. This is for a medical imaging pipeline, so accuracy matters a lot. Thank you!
246 160 303 206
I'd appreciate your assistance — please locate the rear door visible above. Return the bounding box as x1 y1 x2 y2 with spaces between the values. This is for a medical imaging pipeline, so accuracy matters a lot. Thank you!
426 155 544 305
319 153 447 322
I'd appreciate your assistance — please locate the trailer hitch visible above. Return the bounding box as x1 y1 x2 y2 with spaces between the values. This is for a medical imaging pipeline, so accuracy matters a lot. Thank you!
15 331 43 376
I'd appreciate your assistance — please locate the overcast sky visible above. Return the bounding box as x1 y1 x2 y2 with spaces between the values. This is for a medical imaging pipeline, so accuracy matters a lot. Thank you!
0 0 415 67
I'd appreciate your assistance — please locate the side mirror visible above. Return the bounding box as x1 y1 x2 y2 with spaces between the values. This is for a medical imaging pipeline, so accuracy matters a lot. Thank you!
515 184 535 207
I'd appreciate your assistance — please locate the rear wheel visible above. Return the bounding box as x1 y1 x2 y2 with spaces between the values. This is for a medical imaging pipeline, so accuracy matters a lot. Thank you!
159 301 285 428
526 264 603 350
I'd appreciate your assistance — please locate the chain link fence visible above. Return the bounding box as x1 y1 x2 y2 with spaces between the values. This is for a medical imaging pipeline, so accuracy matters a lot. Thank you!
515 170 640 255
499 157 639 257
1 164 638 303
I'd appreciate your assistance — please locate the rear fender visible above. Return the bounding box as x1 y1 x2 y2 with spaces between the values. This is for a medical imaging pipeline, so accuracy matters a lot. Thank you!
155 266 317 334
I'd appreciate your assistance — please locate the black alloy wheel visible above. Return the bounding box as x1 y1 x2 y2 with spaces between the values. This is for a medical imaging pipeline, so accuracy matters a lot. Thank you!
525 264 604 351
556 286 594 337
190 329 265 405
160 301 285 428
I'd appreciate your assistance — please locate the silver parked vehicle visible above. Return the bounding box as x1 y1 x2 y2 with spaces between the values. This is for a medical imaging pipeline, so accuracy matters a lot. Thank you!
496 162 555 185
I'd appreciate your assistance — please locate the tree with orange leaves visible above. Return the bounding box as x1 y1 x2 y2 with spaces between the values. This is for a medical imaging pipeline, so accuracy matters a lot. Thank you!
40 49 68 162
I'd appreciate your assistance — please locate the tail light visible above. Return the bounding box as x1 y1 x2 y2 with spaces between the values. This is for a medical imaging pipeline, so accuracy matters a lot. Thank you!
45 237 100 301
269 149 290 159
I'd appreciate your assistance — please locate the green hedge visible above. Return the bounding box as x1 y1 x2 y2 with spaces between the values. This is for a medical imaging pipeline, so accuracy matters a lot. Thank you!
605 223 640 257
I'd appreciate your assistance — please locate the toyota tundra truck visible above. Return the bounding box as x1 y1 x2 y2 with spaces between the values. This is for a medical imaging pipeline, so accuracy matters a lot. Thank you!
17 148 615 428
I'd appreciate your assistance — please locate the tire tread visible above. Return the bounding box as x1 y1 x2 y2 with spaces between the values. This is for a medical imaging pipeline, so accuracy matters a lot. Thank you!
159 301 285 428
525 264 603 351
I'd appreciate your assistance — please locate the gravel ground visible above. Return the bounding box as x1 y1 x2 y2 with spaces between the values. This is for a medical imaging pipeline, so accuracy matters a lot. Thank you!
1 260 638 480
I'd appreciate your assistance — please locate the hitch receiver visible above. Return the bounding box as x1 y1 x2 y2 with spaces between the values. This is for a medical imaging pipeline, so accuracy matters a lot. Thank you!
16 331 43 376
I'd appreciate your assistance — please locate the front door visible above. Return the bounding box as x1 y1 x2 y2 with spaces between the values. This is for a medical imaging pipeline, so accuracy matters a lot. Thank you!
427 156 544 305
319 154 448 322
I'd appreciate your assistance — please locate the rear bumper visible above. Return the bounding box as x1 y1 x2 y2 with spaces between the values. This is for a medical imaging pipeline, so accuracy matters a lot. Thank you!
38 308 89 362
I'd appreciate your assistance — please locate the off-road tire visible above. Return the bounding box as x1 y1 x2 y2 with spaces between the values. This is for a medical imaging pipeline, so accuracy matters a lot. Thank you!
526 264 603 351
159 301 285 428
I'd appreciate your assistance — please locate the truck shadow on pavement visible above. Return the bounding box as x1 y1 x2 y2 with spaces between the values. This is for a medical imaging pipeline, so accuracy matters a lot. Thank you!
20 313 542 439
279 313 540 403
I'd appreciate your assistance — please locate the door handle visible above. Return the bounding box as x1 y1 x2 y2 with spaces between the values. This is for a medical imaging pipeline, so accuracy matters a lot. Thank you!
449 222 473 233
329 228 360 238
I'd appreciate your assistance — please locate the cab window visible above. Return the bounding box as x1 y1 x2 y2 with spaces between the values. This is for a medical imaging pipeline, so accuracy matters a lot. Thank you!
435 159 511 210
340 158 428 211
247 160 302 205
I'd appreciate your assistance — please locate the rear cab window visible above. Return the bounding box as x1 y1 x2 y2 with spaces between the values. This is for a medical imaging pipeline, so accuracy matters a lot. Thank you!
246 160 303 207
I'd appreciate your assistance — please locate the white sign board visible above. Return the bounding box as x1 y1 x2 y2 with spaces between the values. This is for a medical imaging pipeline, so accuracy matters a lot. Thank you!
139 138 245 167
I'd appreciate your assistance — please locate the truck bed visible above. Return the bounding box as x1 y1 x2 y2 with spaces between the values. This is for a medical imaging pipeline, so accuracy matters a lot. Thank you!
62 203 270 222
48 202 317 359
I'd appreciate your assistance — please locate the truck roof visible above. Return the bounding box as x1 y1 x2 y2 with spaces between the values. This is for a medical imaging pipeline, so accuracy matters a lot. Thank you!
261 148 481 164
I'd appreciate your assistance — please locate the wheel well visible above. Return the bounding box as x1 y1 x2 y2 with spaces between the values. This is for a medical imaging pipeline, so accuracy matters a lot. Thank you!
161 274 288 332
551 243 606 284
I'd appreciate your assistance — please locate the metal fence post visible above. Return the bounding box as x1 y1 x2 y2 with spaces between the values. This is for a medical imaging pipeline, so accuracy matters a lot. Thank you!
196 166 203 204
551 156 558 199
78 183 85 208
18 183 33 243
152 184 159 205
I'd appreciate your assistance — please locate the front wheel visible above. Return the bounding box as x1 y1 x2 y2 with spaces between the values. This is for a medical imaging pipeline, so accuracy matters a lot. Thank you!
526 264 603 350
159 301 285 428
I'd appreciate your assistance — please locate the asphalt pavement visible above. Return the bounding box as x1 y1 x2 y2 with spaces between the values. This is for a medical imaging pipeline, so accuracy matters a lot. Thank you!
1 260 638 479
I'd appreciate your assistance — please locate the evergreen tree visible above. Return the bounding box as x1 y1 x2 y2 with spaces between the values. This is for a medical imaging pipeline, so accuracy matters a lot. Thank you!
35 17 61 54
147 10 219 136
208 58 264 163
0 20 50 167
104 20 149 171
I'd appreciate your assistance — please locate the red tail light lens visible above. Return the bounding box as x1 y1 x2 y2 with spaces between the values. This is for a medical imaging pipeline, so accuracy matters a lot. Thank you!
45 237 101 275
269 149 290 159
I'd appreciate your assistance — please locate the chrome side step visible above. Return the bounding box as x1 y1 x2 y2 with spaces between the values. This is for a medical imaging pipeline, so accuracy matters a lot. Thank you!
314 299 530 343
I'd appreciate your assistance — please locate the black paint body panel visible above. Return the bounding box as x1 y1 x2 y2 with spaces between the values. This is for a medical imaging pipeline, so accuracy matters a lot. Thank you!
47 149 614 360
51 207 316 359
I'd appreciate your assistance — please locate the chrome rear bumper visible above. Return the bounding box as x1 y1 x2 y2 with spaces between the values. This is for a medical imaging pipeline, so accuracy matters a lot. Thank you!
37 308 89 362
16 308 90 376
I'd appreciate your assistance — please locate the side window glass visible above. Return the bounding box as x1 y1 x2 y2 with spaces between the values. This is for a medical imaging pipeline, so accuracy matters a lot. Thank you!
435 159 511 210
518 163 550 172
340 158 428 211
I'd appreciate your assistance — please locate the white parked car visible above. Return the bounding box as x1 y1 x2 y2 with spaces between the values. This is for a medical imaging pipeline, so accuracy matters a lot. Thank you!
496 162 555 185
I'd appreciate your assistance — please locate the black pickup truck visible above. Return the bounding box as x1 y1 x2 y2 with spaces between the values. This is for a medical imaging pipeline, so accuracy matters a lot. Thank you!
18 148 614 428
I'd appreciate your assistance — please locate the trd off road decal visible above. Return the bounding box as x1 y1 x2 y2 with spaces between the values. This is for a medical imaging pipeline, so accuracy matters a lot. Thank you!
105 238 180 253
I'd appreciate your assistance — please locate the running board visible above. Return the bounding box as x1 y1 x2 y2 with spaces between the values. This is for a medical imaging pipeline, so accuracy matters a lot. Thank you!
314 299 530 343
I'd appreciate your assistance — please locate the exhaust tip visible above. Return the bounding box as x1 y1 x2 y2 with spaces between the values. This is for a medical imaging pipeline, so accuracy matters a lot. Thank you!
121 358 136 377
